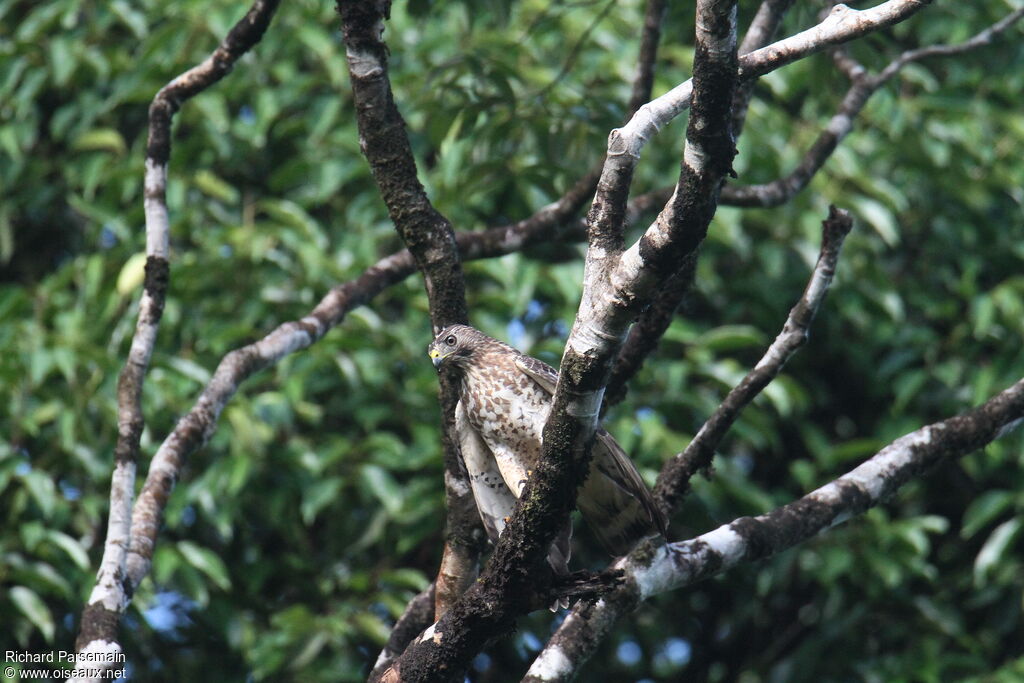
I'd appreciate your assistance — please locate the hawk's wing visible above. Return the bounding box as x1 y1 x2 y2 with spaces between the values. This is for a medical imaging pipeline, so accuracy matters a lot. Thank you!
455 399 515 544
582 430 669 555
515 354 669 556
455 399 571 581
514 355 558 394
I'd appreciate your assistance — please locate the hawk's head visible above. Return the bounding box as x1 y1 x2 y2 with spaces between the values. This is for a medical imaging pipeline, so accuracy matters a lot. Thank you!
427 324 487 370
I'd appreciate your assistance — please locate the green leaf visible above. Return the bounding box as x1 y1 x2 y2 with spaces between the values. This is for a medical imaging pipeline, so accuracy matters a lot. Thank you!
72 128 127 156
110 0 149 39
177 541 231 591
44 530 90 570
300 478 343 525
961 491 1015 539
165 356 213 385
851 196 899 247
49 38 76 87
695 325 766 352
116 252 147 295
194 169 239 203
352 612 390 646
21 471 57 518
360 465 404 516
974 517 1022 586
10 586 55 642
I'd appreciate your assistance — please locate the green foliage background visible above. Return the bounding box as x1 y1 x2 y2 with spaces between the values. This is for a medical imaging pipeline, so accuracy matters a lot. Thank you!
2 0 1023 680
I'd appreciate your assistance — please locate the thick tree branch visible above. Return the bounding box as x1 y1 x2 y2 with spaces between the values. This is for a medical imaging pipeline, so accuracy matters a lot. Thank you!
722 8 1024 208
526 377 1024 680
370 584 437 681
71 2 281 679
528 204 853 680
371 2 742 681
603 0 796 410
337 0 480 624
337 0 468 328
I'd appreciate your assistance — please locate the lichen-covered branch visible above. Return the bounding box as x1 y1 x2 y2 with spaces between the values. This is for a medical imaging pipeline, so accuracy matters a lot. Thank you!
526 376 1024 681
603 0 795 408
70 3 281 679
369 584 437 681
722 8 1024 208
527 204 853 680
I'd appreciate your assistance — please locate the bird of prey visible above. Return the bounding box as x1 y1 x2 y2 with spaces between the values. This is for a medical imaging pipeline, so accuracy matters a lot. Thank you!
427 324 667 575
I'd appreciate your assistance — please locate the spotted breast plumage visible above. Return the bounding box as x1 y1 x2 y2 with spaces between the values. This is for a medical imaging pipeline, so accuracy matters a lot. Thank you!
427 324 667 573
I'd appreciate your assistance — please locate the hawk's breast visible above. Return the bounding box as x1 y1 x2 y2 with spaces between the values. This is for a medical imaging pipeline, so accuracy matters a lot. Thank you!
460 351 550 494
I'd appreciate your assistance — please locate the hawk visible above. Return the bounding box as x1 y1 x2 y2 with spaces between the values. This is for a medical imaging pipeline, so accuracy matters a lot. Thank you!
428 324 667 576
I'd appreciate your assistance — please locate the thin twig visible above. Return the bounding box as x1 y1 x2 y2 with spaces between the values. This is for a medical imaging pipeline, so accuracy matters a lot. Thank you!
625 0 668 118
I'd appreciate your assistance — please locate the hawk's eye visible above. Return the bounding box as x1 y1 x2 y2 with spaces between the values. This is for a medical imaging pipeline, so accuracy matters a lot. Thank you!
444 335 457 346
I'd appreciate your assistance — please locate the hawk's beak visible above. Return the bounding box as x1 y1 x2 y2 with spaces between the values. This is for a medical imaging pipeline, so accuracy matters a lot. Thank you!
429 348 444 369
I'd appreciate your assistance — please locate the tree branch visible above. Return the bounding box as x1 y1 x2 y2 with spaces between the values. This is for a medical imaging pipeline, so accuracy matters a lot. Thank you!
731 0 796 136
654 206 854 512
526 376 1024 680
625 0 668 119
722 8 1024 208
370 2 742 680
369 584 437 681
71 2 281 679
337 0 480 625
527 203 853 680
